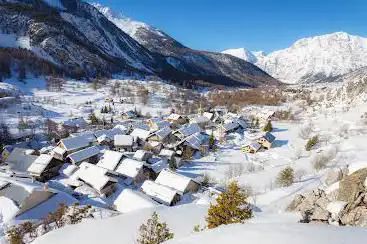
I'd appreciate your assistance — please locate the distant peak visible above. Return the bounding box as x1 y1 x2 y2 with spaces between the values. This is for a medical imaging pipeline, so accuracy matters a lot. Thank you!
91 3 122 19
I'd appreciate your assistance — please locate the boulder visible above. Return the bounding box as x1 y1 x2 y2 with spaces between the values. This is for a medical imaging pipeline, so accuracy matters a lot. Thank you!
338 168 367 202
311 206 330 222
340 206 367 227
286 194 305 212
325 168 343 186
315 196 330 210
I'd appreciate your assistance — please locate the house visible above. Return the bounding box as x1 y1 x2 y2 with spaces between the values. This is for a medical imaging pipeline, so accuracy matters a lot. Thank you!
176 132 207 156
147 127 172 143
66 146 100 165
113 189 158 213
213 106 228 116
96 134 112 146
1 145 13 162
241 142 261 154
203 112 214 120
173 123 201 139
52 146 67 161
155 169 200 194
114 158 146 185
166 114 187 125
257 132 276 149
158 149 176 160
6 147 39 173
121 110 137 120
144 141 163 154
27 154 64 182
133 150 153 162
62 117 88 131
189 116 210 129
233 118 248 129
94 128 125 142
76 162 117 196
0 177 77 222
221 122 240 134
130 128 151 146
141 180 181 206
147 118 171 131
114 135 134 152
97 150 125 171
132 122 150 131
58 134 95 156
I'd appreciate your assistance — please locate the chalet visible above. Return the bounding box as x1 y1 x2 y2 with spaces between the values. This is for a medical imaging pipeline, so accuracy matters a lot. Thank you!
233 118 249 129
133 150 153 162
155 169 200 194
166 114 187 125
189 116 210 129
213 106 228 116
147 127 172 143
241 142 261 154
96 150 125 171
52 146 67 161
203 112 214 121
176 132 207 156
173 123 201 139
113 189 158 213
130 128 151 146
221 122 240 134
57 134 95 156
76 162 117 196
158 149 176 160
144 141 163 153
114 135 134 151
27 154 63 182
66 146 100 165
121 110 137 120
6 147 39 173
132 122 150 131
96 134 112 146
257 132 276 149
141 180 181 206
114 158 146 185
0 178 77 222
147 118 170 131
62 117 88 132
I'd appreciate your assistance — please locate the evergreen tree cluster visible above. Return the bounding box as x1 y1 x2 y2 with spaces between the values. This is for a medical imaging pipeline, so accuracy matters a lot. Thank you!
263 120 273 132
100 105 113 113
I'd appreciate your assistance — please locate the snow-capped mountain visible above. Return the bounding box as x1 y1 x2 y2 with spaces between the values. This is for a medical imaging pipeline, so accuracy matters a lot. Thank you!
222 32 367 84
92 3 280 87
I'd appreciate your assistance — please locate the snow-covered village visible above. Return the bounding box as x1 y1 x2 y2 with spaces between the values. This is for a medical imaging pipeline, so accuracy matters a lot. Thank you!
1 0 367 244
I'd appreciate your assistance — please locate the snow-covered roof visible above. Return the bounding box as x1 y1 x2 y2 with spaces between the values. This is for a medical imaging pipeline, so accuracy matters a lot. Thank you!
27 154 54 176
97 150 124 171
141 180 179 205
233 118 248 128
133 150 152 161
244 142 261 151
175 123 201 137
155 169 196 194
60 164 79 177
76 162 117 192
166 113 184 120
67 146 100 164
114 135 134 147
132 122 150 131
203 112 214 120
150 126 171 140
6 147 38 172
159 149 175 158
59 135 93 151
113 189 158 213
130 128 151 140
190 116 210 124
52 146 66 156
149 158 168 173
115 158 144 178
222 122 240 132
177 132 203 150
94 128 125 140
122 110 136 118
62 117 87 128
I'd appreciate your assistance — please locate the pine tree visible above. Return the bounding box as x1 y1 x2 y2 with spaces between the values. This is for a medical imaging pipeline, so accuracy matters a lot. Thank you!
137 212 174 244
88 113 99 125
168 158 177 171
209 132 215 150
263 120 273 132
206 181 252 229
276 167 294 187
254 118 260 128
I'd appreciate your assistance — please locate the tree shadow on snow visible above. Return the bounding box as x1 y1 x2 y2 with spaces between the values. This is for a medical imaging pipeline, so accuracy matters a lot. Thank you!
272 140 289 148
272 128 288 133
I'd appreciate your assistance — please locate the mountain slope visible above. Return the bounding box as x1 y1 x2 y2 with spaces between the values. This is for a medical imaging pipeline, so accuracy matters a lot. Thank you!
92 3 280 87
222 32 367 84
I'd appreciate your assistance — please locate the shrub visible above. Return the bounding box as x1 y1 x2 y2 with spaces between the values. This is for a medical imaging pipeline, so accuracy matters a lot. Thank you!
137 212 174 244
262 120 273 132
206 181 252 229
276 167 294 187
305 135 318 151
6 226 23 244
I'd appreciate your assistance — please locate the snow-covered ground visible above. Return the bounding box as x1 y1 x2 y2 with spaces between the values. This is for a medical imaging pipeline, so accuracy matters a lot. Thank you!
1 74 367 243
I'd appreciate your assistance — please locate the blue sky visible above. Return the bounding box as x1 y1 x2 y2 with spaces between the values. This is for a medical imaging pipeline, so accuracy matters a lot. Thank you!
96 0 367 53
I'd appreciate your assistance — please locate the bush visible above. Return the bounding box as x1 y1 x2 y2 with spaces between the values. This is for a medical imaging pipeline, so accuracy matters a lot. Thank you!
262 120 273 132
206 181 252 229
137 212 174 244
305 135 319 151
276 167 294 187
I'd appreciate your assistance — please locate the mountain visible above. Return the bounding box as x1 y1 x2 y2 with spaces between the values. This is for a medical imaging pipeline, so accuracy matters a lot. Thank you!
222 32 367 84
92 3 280 87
